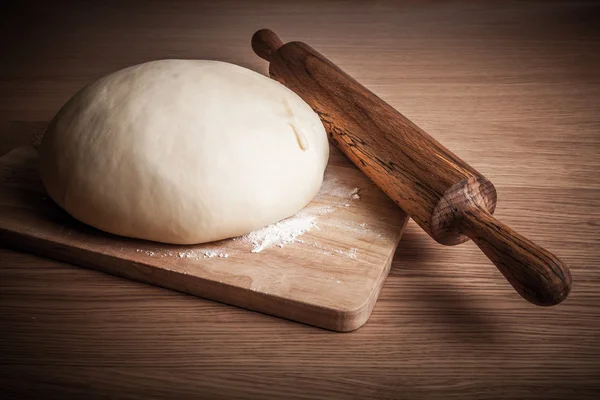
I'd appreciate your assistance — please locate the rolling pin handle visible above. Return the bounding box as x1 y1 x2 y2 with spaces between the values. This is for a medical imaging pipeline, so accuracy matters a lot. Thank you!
459 204 572 306
252 29 284 62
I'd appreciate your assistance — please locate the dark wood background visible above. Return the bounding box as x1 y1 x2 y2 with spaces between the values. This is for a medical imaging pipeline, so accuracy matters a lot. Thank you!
1 1 599 399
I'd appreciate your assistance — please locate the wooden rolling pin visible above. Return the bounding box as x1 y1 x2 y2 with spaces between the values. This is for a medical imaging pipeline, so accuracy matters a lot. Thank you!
252 29 572 306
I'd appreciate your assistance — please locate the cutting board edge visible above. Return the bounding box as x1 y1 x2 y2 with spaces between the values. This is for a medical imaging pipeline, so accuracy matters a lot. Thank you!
0 221 406 332
1 143 410 332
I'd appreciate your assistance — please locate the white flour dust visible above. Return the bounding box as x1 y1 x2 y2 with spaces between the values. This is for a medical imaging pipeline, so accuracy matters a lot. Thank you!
177 249 229 259
297 238 359 260
136 248 228 259
243 214 317 253
234 175 364 253
333 248 358 259
134 174 370 259
316 173 361 201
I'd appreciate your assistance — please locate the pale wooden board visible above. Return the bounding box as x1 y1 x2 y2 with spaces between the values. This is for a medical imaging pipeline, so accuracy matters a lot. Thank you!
2 2 600 399
0 145 408 331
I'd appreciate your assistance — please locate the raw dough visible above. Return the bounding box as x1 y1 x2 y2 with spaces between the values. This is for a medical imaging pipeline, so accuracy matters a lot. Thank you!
39 60 329 244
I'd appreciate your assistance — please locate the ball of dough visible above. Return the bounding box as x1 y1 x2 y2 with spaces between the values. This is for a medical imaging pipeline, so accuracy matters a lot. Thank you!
39 60 329 244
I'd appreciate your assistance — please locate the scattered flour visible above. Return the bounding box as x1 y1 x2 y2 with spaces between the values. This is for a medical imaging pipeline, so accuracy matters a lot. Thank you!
317 173 361 201
243 214 317 253
201 250 228 258
308 205 336 216
136 249 156 257
333 248 358 259
136 248 228 259
297 238 358 260
131 176 370 259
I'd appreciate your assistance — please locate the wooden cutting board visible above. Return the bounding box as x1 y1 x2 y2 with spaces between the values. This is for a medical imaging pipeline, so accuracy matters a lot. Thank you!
0 143 408 331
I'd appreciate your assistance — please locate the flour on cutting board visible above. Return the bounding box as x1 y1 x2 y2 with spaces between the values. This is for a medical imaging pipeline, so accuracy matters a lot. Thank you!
238 173 369 253
134 171 384 260
135 248 228 259
243 214 317 253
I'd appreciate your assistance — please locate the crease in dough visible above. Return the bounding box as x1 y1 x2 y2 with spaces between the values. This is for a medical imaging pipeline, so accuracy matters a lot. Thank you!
282 97 310 151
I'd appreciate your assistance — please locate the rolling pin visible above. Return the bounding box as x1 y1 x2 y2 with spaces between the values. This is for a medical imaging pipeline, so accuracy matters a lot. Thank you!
252 29 572 306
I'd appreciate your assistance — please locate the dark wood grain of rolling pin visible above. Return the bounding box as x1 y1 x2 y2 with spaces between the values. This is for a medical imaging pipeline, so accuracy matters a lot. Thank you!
252 29 571 307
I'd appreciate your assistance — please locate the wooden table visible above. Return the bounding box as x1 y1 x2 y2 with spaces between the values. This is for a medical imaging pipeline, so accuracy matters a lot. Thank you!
1 1 599 399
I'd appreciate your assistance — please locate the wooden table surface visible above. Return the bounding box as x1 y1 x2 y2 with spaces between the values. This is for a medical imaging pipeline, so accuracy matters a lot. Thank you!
1 1 599 399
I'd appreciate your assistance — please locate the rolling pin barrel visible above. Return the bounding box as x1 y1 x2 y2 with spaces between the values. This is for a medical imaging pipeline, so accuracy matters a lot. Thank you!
252 29 572 306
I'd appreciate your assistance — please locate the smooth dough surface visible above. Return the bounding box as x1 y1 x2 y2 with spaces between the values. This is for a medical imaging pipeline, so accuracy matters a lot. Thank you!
39 60 329 244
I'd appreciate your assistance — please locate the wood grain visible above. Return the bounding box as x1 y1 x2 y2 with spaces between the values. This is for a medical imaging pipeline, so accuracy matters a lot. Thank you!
252 28 571 306
0 144 408 332
1 1 600 399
